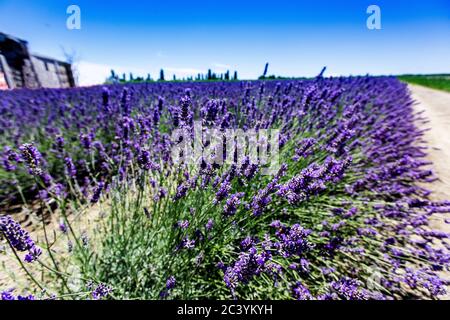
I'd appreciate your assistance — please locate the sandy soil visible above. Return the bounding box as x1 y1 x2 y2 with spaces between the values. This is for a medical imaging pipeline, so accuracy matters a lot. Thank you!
0 202 104 294
409 84 450 299
409 84 450 216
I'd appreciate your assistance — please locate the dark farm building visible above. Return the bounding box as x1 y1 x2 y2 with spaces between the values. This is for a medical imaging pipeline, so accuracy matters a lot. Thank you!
0 32 75 90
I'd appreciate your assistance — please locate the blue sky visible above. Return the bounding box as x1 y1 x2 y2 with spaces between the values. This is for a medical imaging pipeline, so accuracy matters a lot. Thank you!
0 0 449 85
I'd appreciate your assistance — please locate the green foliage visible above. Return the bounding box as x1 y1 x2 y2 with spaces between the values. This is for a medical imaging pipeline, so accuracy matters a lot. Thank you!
398 74 450 92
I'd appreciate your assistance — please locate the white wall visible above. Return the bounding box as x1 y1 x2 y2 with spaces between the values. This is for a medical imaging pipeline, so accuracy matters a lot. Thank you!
31 56 61 88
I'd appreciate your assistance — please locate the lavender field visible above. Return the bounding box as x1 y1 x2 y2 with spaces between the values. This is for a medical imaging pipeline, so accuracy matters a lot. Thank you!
1 77 449 300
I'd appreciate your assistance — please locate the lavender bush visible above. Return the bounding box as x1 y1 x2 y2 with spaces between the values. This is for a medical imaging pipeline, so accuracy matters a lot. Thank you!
0 76 449 300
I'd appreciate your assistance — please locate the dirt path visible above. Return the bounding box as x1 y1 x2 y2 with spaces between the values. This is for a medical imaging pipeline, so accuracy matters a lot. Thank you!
409 84 450 299
409 84 450 209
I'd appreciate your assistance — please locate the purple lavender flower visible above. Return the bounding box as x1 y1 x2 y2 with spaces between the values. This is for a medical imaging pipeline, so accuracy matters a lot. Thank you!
24 245 42 263
277 158 349 204
292 138 316 161
2 146 20 171
91 181 105 203
214 179 231 204
55 136 65 151
275 224 312 257
38 190 49 200
1 290 15 300
330 278 368 300
223 247 267 292
300 258 310 273
240 236 255 250
251 178 279 216
137 150 160 171
239 157 258 180
205 219 214 231
166 276 176 290
174 183 189 200
102 87 110 111
64 157 77 178
91 283 112 300
181 237 195 249
0 216 34 252
121 87 131 116
158 187 168 199
423 275 446 297
292 282 313 300
223 192 244 217
177 220 190 229
180 95 192 126
79 132 94 149
59 220 68 234
1 290 35 300
19 143 42 175
169 105 181 127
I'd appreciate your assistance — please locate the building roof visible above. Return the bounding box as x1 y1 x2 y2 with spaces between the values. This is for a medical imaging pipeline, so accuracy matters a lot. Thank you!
0 32 28 45
31 53 70 66
0 31 69 66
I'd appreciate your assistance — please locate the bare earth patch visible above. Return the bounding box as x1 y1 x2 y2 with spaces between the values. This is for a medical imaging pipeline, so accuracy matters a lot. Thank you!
410 84 450 299
1 201 105 294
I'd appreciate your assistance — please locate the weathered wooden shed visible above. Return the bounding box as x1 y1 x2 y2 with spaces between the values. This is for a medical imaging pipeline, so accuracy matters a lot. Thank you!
0 32 75 89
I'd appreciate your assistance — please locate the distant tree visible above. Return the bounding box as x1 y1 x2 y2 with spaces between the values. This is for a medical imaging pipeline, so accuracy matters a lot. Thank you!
207 69 212 80
159 69 165 81
60 46 80 85
106 69 119 83
146 73 152 82
173 74 176 81
233 71 238 80
129 73 134 81
225 70 230 80
122 73 126 82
